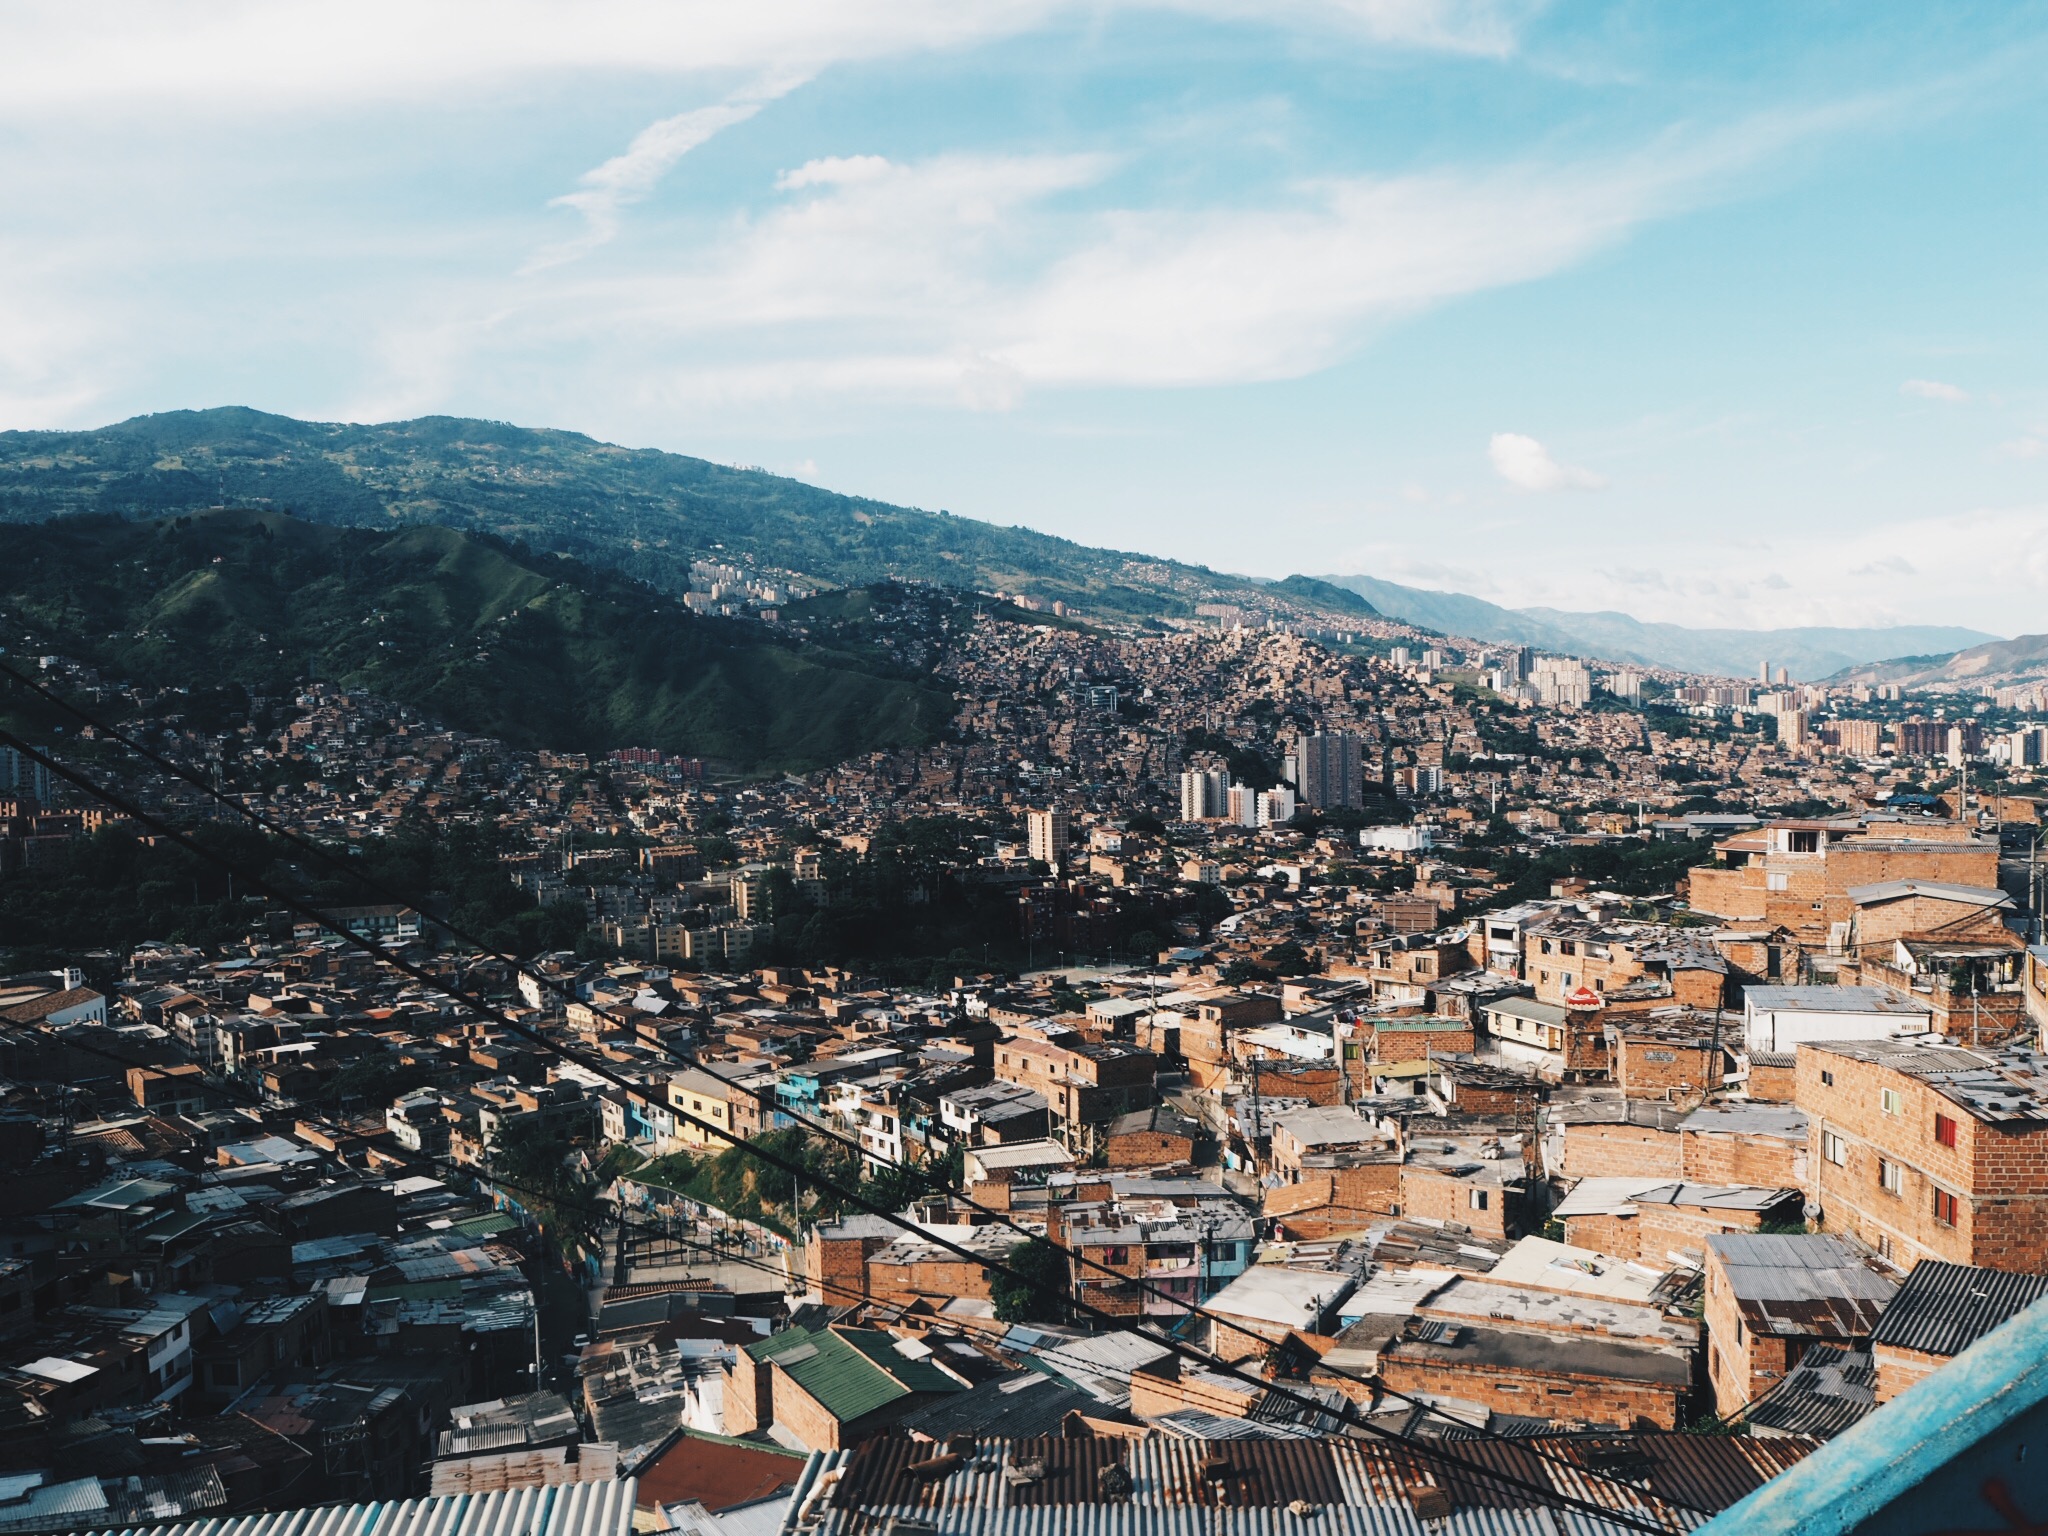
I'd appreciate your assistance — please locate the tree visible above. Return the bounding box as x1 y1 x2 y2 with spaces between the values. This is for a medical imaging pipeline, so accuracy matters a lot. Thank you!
992 1238 1071 1324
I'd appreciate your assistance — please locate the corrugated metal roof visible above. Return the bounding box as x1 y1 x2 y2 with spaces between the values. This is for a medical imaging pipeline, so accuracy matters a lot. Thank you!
896 1374 1099 1442
1703 1236 1895 1340
752 1327 960 1425
1738 1345 1876 1440
1867 1259 2048 1358
796 1433 1821 1536
82 1477 637 1536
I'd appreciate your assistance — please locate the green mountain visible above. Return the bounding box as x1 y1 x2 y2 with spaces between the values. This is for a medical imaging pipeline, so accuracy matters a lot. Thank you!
1826 632 2048 690
0 509 952 772
1322 574 1998 681
0 408 1319 622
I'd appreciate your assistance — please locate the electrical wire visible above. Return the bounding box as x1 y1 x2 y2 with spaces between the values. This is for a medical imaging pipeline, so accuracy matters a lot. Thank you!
0 652 1674 1473
0 689 1699 1531
0 664 1709 1520
0 654 1552 1432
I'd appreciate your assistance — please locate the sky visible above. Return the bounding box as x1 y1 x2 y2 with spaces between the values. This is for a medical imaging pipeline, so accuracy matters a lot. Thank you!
6 2 2048 636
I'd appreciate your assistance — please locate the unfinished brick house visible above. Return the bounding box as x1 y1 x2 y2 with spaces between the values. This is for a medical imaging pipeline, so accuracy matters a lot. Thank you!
1687 818 1998 949
1702 1233 1895 1418
1798 1036 2048 1272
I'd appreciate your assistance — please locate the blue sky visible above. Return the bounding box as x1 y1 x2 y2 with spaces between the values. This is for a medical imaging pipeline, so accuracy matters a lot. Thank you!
6 2 2048 634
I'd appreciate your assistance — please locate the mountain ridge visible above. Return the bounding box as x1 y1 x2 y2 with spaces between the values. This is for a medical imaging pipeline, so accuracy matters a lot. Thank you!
1825 632 2048 690
0 407 1336 626
0 508 953 772
0 407 1996 682
1319 573 1997 681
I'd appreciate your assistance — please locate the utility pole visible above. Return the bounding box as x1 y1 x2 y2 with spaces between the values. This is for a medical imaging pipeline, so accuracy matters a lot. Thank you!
1249 1055 1263 1174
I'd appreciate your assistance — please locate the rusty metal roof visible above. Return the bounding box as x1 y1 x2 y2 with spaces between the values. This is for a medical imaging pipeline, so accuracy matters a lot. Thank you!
1704 1235 1896 1340
803 1432 1821 1535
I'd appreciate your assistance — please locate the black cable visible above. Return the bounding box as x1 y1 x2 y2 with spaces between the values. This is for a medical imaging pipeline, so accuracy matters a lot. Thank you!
0 663 1711 1519
0 720 1691 1532
0 654 1660 1473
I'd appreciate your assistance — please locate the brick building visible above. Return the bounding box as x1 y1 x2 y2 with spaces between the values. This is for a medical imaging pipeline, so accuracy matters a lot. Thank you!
1518 917 1729 1011
1843 880 2016 952
1688 819 1998 948
1136 987 1282 1092
1364 1016 1475 1064
1399 1163 1511 1240
991 1034 1157 1154
722 1325 963 1451
1555 1178 1802 1266
1867 1259 2048 1405
1556 1102 1808 1188
1269 1105 1390 1177
1263 1160 1401 1240
862 1225 1015 1310
1612 1013 1733 1104
1102 1103 1207 1167
1702 1234 1895 1418
1798 1037 2048 1272
1376 1323 1692 1430
803 1215 899 1308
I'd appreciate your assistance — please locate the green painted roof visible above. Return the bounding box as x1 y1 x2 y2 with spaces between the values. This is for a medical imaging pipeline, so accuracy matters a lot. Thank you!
749 1326 962 1424
446 1212 521 1239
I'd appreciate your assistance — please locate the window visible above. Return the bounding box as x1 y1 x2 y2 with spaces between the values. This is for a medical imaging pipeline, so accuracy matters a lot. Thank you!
1881 1088 1904 1116
1561 941 1577 957
1877 1234 1895 1261
1935 1114 1958 1148
1823 1131 1846 1166
1934 1189 1959 1226
1470 1190 1490 1211
1878 1159 1902 1195
1820 1070 1834 1087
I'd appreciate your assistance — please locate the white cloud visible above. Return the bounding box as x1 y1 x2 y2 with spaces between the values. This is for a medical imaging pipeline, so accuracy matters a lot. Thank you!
1901 377 1968 402
1487 432 1606 492
475 110 1829 412
777 156 896 191
533 75 805 269
0 1 1524 119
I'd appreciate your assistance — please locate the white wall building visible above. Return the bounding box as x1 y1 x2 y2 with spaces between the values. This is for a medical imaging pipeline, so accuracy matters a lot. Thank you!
1742 985 1933 1054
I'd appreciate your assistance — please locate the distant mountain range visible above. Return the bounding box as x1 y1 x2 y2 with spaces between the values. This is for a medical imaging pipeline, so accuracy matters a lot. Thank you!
0 509 952 772
1317 575 1999 682
0 407 2005 691
1826 633 2048 690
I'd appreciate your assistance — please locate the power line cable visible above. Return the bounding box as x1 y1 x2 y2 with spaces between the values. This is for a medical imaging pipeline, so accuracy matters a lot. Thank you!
5 1015 1688 1532
0 654 1640 1463
0 699 1696 1531
0 662 1709 1518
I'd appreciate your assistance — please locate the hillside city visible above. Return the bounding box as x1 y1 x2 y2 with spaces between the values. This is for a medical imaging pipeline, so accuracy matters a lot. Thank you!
3 560 2048 1534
